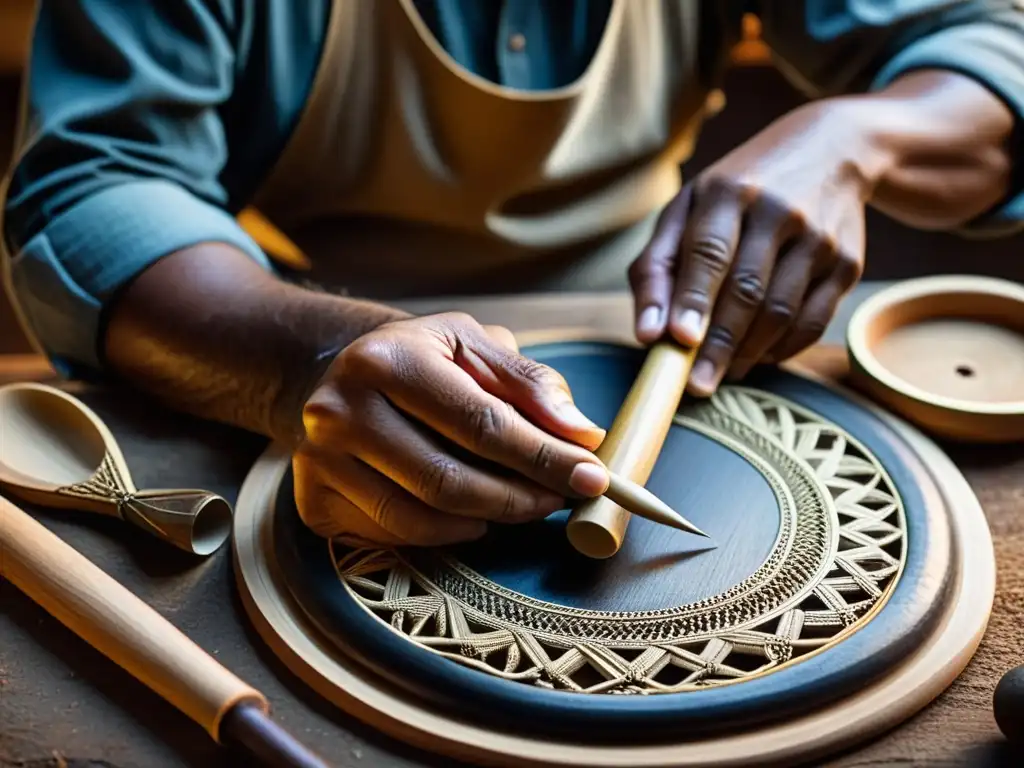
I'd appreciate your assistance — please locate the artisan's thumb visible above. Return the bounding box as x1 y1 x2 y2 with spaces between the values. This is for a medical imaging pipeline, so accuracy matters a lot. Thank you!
510 357 606 451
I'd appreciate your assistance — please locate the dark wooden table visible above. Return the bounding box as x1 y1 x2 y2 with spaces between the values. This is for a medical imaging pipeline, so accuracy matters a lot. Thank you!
2 292 1023 768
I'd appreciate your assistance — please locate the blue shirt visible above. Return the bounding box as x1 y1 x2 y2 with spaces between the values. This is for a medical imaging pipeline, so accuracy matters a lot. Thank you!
3 0 1024 376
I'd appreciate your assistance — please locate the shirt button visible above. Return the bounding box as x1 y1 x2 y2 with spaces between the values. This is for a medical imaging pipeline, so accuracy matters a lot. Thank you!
508 33 526 52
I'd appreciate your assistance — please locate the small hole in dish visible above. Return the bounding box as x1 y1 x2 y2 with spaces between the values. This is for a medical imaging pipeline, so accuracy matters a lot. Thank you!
955 365 975 378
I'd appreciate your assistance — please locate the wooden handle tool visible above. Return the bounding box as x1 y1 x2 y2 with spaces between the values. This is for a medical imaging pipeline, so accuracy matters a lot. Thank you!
566 340 698 558
0 493 331 767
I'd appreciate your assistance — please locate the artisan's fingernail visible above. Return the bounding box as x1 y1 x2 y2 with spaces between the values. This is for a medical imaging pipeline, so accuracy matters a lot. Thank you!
689 359 719 396
676 309 705 343
637 305 664 337
569 462 610 497
557 401 603 434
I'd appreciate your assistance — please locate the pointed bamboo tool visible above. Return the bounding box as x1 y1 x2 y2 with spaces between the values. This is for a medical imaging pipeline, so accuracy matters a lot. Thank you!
604 471 709 538
567 340 703 559
0 382 231 556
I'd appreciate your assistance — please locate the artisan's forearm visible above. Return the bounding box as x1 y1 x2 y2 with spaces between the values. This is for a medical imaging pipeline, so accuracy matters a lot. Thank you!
103 245 410 445
848 70 1016 229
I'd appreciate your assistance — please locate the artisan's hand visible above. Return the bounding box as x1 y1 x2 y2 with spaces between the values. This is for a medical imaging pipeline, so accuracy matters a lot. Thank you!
630 102 879 396
293 313 609 546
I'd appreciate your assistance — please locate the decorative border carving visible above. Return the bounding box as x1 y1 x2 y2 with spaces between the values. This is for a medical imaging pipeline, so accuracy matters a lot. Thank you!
332 387 907 694
56 453 135 511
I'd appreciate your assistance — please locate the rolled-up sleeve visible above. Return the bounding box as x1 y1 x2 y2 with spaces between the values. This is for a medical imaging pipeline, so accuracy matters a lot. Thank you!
755 0 1024 236
1 0 270 376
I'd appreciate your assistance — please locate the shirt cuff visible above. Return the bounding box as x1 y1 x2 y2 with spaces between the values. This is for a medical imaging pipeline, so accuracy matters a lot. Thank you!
5 179 272 374
870 20 1024 237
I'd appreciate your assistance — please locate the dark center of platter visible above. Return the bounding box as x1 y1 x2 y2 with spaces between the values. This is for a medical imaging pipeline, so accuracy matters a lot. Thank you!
420 342 782 613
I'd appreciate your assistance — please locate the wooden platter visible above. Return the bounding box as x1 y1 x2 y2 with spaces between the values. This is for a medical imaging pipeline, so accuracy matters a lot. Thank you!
233 333 994 767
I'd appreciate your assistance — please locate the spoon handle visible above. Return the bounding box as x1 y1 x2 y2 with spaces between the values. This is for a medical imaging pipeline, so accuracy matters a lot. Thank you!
50 453 232 556
121 489 233 557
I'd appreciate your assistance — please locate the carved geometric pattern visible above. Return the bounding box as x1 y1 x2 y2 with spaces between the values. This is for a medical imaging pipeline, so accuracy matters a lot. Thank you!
332 387 907 694
56 453 135 511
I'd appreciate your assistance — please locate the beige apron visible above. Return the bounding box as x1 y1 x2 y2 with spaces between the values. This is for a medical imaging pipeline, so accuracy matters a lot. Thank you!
251 0 724 299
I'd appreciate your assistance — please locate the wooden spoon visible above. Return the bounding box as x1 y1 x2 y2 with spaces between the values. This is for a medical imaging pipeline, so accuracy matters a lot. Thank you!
0 382 232 556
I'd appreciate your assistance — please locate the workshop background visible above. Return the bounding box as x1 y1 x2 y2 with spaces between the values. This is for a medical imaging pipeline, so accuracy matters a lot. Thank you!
2 3 1022 355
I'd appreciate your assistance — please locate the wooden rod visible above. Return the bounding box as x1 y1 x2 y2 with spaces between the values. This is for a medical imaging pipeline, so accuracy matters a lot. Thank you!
0 494 329 766
566 341 697 558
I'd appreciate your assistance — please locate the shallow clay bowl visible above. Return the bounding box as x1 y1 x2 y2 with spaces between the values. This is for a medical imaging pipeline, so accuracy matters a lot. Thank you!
846 275 1024 443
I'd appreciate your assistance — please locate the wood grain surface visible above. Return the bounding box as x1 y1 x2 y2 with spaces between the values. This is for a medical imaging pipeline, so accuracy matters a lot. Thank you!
0 343 1022 768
